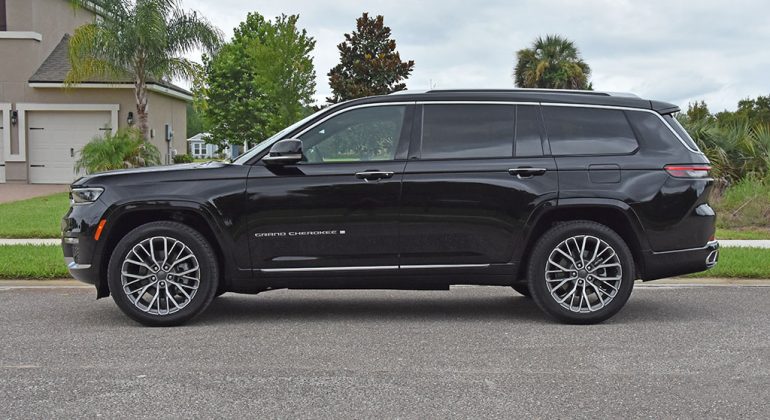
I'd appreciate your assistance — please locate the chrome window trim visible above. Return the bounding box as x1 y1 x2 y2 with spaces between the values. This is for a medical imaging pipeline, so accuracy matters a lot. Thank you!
248 99 703 162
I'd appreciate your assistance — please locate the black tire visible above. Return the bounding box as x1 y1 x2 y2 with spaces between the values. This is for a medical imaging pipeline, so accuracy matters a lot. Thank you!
107 221 219 327
511 283 531 297
527 221 634 324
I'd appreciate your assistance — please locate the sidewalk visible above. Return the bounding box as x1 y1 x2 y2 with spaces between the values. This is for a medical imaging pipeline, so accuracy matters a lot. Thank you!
2 238 769 248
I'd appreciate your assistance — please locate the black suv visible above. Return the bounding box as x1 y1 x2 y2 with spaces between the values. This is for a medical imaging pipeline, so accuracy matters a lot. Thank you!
62 89 719 326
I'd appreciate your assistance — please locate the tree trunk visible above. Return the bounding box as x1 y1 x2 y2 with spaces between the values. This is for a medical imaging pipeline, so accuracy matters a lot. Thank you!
135 76 149 140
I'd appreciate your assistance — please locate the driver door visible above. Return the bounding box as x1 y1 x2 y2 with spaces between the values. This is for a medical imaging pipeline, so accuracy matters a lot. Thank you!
246 104 414 273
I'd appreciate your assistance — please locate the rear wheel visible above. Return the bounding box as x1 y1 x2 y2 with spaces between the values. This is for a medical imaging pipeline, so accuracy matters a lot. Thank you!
107 221 219 327
528 221 634 324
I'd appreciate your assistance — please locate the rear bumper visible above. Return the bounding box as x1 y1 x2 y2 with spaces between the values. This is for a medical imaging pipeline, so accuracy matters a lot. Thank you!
641 240 719 281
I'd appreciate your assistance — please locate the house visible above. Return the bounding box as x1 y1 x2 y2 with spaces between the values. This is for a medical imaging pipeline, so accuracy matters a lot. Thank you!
187 132 228 159
0 0 190 184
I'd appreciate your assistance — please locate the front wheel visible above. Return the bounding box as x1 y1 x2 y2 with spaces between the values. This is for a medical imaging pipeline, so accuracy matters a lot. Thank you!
528 221 634 324
107 221 220 327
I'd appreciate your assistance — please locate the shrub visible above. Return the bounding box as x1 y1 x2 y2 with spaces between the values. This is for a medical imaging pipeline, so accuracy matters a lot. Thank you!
713 172 770 229
75 128 161 174
173 154 195 164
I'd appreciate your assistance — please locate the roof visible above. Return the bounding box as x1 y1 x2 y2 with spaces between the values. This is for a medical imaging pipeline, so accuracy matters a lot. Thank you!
187 133 212 142
344 89 679 114
29 35 193 101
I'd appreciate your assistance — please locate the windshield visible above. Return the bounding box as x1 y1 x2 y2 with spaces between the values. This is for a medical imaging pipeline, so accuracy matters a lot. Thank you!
231 104 344 165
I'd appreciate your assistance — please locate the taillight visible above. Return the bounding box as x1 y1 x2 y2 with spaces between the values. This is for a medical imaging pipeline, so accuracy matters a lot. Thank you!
664 165 711 178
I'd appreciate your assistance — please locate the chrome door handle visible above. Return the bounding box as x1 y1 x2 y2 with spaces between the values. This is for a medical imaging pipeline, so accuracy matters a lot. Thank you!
355 171 394 181
508 167 547 179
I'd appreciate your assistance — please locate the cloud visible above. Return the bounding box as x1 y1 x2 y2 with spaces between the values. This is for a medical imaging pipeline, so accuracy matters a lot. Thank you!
184 0 770 111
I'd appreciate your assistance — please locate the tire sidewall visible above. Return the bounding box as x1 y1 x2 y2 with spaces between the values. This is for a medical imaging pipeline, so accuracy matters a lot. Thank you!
107 222 219 327
528 222 634 324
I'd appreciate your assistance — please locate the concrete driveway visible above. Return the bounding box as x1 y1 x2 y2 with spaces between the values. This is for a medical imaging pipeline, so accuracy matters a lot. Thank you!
0 183 69 204
0 284 768 418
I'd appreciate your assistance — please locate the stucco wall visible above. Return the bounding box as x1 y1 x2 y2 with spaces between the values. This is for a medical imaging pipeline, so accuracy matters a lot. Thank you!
1 0 93 102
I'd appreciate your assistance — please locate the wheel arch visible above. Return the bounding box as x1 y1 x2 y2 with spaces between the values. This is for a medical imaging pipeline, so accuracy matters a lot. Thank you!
517 199 649 282
95 201 229 298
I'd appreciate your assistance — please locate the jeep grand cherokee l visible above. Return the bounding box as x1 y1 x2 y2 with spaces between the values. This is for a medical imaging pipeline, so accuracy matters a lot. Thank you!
62 89 719 326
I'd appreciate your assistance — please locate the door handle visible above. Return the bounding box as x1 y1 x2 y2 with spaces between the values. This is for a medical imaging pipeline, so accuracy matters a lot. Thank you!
355 171 394 181
508 167 547 179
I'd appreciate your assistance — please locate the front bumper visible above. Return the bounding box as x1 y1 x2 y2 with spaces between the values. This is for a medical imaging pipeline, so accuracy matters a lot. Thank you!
642 240 719 280
61 200 108 287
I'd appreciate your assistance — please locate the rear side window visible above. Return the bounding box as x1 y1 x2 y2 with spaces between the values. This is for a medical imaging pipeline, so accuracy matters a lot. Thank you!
421 104 514 159
543 107 639 155
626 111 682 151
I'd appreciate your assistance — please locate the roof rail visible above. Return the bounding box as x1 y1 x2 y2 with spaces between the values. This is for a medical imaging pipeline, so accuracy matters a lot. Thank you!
388 89 428 95
427 88 611 96
388 88 640 98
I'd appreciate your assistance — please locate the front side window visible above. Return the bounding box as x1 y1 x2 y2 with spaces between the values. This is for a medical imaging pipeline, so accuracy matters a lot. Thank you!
421 104 515 160
543 106 639 155
299 105 407 163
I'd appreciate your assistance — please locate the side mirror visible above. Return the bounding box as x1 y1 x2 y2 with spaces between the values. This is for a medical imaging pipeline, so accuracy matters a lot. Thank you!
262 139 303 165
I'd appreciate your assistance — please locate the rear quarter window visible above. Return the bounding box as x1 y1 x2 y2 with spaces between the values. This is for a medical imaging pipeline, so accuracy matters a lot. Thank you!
663 114 702 152
543 106 639 156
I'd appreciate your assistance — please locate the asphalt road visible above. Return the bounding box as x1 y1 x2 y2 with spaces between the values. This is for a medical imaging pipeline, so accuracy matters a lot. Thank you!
1 284 769 419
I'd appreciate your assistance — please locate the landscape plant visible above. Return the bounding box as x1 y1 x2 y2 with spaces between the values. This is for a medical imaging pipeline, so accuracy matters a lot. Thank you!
75 128 161 174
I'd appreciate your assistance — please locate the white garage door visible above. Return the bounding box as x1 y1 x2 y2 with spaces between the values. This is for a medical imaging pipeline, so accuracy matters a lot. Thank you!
27 111 112 184
0 109 5 183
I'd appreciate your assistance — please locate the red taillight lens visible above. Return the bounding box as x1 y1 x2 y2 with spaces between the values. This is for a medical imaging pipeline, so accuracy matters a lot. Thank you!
664 165 711 178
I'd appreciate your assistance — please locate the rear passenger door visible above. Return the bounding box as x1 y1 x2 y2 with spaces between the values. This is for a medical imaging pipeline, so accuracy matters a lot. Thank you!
399 103 558 272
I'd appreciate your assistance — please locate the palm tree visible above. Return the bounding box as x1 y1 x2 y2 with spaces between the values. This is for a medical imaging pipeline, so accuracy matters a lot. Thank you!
66 0 223 139
514 35 591 90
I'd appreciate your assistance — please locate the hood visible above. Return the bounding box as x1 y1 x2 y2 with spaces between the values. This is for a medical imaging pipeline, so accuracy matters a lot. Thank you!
71 161 230 187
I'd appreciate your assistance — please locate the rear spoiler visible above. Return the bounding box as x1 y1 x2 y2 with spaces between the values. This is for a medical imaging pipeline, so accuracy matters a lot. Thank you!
650 100 680 115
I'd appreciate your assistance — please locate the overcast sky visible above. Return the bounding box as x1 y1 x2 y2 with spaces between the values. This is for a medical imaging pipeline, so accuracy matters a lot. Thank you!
184 0 769 112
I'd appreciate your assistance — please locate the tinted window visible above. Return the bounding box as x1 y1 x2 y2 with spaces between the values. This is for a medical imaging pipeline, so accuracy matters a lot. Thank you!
664 114 702 152
299 106 406 163
515 105 544 156
543 107 638 155
421 105 514 159
626 111 681 151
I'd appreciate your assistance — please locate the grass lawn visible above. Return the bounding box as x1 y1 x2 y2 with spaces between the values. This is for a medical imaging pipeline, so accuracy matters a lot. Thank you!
717 228 770 240
685 247 770 279
0 245 69 279
0 244 768 280
0 193 69 238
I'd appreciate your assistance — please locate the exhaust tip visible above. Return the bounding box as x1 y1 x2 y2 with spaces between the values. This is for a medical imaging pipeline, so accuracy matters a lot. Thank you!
706 250 718 267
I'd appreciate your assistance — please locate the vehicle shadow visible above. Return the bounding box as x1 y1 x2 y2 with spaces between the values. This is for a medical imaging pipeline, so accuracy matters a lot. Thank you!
195 292 550 325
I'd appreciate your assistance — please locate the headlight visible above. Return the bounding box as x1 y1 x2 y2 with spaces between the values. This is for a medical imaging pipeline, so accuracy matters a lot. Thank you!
70 187 104 205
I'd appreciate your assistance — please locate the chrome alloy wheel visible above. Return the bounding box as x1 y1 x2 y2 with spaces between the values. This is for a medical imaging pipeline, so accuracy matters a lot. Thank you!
120 236 201 315
544 235 622 313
